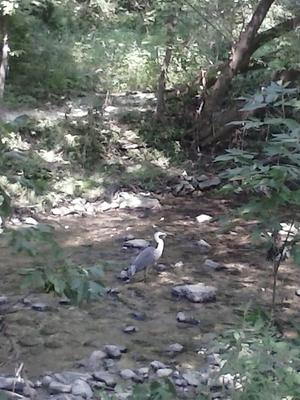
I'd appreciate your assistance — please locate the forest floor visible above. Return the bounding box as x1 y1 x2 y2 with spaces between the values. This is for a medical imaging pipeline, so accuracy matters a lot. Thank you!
0 93 299 398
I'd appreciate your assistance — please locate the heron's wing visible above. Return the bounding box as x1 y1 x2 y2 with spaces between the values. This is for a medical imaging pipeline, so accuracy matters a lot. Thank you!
131 246 156 272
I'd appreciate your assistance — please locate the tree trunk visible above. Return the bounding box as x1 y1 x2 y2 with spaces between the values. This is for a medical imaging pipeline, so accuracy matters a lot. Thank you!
0 15 9 99
156 14 177 119
191 0 277 149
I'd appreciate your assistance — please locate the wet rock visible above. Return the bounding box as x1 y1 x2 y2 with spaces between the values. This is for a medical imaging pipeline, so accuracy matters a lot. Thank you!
31 302 50 312
150 361 167 371
167 343 183 354
196 214 213 223
156 368 173 378
130 311 146 321
71 379 93 399
87 350 107 370
176 312 200 325
123 325 138 334
197 239 212 254
92 371 116 387
123 239 150 249
49 381 72 394
120 369 137 380
198 176 221 190
182 372 199 387
0 295 8 305
172 283 217 303
0 377 25 391
204 259 225 271
104 344 126 359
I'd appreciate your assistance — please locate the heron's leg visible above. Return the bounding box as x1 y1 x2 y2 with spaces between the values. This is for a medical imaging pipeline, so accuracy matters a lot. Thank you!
144 266 148 283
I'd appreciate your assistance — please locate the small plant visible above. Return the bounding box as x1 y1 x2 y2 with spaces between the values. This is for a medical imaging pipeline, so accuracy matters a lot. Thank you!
215 82 300 317
216 317 300 399
7 224 105 304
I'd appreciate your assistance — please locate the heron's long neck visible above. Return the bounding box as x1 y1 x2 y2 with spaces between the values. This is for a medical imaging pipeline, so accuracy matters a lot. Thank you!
155 237 164 258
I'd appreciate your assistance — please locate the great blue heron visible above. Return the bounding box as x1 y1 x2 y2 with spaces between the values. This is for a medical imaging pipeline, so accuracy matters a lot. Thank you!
127 231 167 281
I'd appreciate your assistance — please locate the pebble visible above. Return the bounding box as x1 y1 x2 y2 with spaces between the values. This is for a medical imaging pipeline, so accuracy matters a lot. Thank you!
182 372 199 386
150 360 167 371
176 311 200 325
49 381 72 394
87 350 107 370
204 259 224 271
295 289 300 296
123 325 138 334
31 302 50 311
174 261 184 268
120 369 137 380
156 368 173 378
71 379 93 398
196 214 213 223
197 239 212 254
92 371 116 387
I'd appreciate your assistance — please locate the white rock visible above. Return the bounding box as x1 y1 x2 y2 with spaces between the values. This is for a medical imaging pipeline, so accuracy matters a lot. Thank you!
156 368 173 378
137 367 149 377
172 283 217 303
196 214 213 223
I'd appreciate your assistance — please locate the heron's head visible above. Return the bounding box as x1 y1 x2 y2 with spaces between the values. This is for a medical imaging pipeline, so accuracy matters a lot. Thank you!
154 231 167 240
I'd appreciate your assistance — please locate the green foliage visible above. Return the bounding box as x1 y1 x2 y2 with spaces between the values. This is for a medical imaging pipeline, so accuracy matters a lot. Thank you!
218 320 300 400
7 223 105 304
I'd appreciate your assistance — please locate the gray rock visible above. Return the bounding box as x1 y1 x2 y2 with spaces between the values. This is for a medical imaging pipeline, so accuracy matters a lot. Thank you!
174 378 188 387
41 375 53 387
167 343 183 354
0 295 8 305
130 311 146 321
103 359 116 370
196 214 213 223
156 368 173 378
118 270 129 280
87 350 107 370
49 381 72 394
197 239 212 254
174 261 184 268
207 353 222 366
23 217 38 225
120 369 137 380
137 367 149 378
52 206 72 216
197 174 209 182
0 376 25 391
198 176 221 190
176 311 200 325
123 325 138 334
296 289 300 296
104 345 125 359
204 259 224 271
59 296 71 305
23 385 37 398
31 302 50 312
182 372 199 386
71 379 93 399
92 371 116 387
172 283 217 303
53 372 92 385
123 239 150 249
117 192 161 210
150 361 167 371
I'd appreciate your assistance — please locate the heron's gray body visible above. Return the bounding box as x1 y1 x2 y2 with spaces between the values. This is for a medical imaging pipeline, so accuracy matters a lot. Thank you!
127 232 166 279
